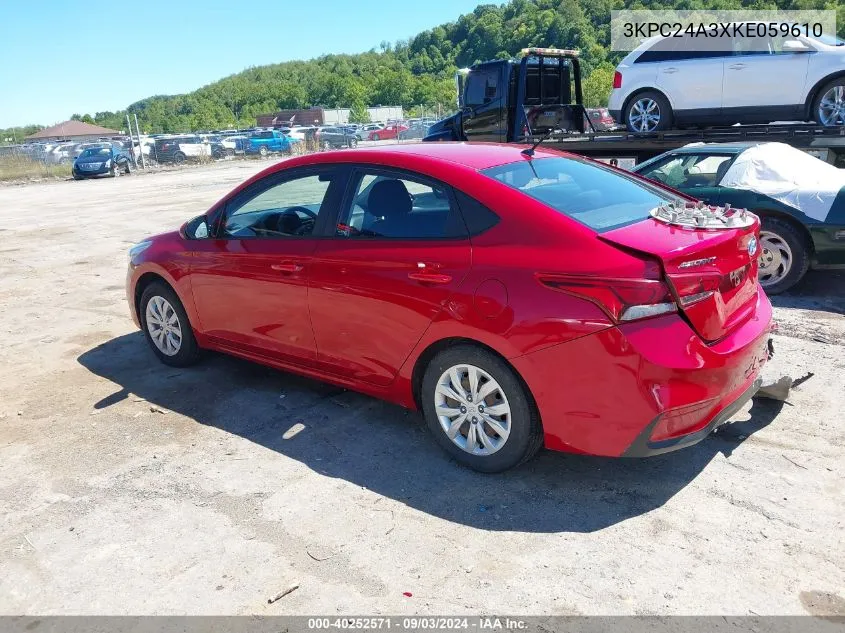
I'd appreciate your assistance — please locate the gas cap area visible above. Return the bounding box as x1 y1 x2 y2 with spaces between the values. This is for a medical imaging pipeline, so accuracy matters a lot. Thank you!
473 280 509 319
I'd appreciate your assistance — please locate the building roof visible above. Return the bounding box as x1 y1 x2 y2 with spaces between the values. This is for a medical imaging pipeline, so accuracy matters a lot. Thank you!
26 120 120 139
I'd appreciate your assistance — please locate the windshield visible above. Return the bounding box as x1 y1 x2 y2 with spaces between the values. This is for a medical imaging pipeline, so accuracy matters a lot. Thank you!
79 147 111 158
481 157 674 231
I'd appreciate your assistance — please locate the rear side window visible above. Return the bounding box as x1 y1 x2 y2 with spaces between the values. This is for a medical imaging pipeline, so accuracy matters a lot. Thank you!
337 170 467 239
454 191 500 236
481 157 672 232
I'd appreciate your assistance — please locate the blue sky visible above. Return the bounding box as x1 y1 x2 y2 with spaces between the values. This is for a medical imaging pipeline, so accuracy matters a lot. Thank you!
0 0 483 128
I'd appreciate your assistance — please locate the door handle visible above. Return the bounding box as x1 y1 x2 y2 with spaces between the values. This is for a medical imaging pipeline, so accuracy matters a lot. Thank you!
662 67 678 74
271 262 303 273
408 272 453 284
408 262 451 284
728 63 747 70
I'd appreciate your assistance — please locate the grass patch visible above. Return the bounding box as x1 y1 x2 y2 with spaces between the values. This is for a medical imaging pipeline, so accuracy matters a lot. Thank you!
0 156 72 182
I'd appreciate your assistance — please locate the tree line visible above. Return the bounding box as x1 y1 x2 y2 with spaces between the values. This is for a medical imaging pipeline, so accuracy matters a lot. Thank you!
3 0 841 141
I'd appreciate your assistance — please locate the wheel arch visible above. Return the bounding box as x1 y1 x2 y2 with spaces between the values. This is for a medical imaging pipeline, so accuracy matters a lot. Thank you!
409 337 543 431
754 208 815 260
133 272 173 323
621 87 675 121
803 71 845 119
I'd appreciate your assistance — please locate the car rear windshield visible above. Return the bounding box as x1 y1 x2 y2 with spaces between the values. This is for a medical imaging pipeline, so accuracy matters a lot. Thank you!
480 157 673 231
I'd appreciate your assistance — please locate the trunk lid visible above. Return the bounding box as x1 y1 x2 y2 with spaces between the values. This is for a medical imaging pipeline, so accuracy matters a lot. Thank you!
601 207 761 342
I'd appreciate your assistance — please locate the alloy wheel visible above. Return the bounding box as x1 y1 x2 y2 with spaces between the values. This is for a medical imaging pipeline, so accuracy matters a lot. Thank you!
434 364 511 456
145 296 183 356
629 98 661 132
818 85 845 126
758 230 793 287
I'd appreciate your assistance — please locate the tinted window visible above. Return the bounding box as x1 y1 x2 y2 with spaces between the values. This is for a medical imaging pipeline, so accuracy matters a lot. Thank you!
637 153 734 190
223 172 334 238
454 191 500 235
465 69 499 107
481 157 673 232
635 37 677 63
337 171 467 239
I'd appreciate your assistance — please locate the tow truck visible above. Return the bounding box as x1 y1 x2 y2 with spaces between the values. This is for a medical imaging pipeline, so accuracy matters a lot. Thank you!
423 47 845 165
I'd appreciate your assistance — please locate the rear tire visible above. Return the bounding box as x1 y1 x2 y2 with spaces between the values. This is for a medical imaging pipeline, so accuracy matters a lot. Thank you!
812 77 845 127
372 133 380 141
624 91 673 132
173 152 186 165
139 282 201 367
420 345 542 473
757 216 811 294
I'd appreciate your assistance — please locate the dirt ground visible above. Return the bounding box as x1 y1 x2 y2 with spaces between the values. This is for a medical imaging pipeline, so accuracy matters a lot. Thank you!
0 162 843 616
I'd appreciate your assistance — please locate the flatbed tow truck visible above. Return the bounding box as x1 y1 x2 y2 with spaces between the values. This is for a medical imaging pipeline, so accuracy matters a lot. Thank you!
423 47 845 165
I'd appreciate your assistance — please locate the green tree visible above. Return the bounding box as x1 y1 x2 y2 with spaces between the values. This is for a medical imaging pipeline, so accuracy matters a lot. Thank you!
349 101 371 123
582 64 615 107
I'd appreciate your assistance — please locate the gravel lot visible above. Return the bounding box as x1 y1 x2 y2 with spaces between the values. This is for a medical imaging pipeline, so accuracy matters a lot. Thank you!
1 161 844 616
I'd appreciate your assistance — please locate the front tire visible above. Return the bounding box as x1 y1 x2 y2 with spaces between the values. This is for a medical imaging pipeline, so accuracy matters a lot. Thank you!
372 133 380 141
420 345 542 473
813 78 845 127
173 151 186 165
757 217 811 294
139 282 201 367
624 91 673 132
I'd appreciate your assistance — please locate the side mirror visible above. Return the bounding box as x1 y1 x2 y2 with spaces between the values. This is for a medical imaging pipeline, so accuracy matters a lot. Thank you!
185 214 209 239
782 40 811 53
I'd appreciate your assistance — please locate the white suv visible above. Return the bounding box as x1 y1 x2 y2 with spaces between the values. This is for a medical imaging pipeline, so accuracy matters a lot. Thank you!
609 31 845 132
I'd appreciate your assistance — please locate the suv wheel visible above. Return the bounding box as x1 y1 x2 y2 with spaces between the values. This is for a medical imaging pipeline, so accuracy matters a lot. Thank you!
258 146 269 157
625 91 673 132
420 345 543 473
173 152 186 165
758 217 810 294
813 78 845 127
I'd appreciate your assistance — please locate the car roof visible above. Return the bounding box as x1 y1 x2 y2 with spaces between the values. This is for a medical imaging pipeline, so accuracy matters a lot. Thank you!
299 142 567 170
671 142 761 154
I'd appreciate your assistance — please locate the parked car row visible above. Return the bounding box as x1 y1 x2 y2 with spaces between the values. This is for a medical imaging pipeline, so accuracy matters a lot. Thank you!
4 139 129 165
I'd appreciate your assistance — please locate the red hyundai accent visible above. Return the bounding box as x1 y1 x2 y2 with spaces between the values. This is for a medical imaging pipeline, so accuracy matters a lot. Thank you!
126 143 772 472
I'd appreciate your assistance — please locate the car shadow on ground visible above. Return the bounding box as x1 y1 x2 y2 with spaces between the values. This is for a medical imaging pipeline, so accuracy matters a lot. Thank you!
770 270 845 315
78 334 784 534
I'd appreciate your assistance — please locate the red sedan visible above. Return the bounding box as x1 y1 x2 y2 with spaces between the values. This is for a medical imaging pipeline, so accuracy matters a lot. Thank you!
368 123 408 141
126 143 773 472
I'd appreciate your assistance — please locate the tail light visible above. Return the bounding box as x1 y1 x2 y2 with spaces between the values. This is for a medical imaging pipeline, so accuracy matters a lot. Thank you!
669 272 723 307
612 71 622 89
538 275 676 323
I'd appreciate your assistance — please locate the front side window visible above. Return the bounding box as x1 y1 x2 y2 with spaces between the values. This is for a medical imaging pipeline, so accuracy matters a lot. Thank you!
638 153 734 189
222 172 334 238
482 157 674 232
465 69 499 107
336 171 466 239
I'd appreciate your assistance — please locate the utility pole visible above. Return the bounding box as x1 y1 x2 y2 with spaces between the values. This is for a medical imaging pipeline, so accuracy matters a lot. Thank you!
125 114 137 168
134 114 146 169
